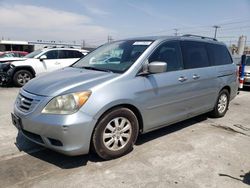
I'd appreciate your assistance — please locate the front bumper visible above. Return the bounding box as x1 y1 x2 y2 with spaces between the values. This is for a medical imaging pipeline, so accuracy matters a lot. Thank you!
13 91 97 156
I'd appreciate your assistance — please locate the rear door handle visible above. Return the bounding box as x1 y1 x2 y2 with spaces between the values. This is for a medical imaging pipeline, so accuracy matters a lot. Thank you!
192 74 200 80
178 76 188 82
55 62 61 65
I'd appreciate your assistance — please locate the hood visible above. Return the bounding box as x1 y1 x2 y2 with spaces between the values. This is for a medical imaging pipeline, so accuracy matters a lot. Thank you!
23 67 119 96
0 57 26 63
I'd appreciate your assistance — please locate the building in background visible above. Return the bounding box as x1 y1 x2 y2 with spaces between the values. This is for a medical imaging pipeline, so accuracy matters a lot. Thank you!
0 39 95 53
0 40 34 52
229 35 249 55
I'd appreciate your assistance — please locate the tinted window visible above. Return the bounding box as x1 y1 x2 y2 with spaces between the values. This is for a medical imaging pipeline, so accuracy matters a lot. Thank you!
181 41 210 69
149 42 183 72
58 50 84 59
45 50 58 59
206 44 232 66
246 57 250 66
73 51 84 58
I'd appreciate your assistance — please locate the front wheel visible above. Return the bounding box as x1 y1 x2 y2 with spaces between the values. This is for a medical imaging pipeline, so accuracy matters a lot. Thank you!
92 108 139 160
13 70 33 87
210 89 230 118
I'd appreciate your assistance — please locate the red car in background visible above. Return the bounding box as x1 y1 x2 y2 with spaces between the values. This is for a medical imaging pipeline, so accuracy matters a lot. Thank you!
0 51 28 58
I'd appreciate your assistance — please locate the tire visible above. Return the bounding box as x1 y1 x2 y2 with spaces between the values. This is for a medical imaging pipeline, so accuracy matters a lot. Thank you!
92 108 139 160
13 70 33 87
210 89 230 118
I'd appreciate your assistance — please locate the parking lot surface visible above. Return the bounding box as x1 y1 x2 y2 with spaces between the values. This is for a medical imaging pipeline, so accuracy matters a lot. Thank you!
0 87 250 188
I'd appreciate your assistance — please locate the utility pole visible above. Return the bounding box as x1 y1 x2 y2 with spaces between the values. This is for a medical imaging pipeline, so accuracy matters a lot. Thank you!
82 40 85 48
213 25 220 39
174 28 178 36
107 35 113 43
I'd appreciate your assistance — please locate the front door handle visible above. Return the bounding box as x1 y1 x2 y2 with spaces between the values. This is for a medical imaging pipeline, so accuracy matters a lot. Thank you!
55 62 61 65
192 74 200 80
178 76 188 82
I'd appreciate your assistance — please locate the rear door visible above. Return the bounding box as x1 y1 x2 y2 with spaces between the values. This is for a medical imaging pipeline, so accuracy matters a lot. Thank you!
180 41 218 116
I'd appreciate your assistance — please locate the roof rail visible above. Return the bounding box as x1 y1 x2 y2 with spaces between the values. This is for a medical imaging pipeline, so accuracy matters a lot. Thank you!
182 34 217 41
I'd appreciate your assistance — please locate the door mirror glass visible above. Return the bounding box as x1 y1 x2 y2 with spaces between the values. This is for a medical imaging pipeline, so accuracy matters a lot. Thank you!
39 55 47 61
148 61 167 74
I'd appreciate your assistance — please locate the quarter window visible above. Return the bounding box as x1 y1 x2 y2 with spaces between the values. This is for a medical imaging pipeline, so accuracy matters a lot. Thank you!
149 42 183 72
206 44 232 66
181 41 210 69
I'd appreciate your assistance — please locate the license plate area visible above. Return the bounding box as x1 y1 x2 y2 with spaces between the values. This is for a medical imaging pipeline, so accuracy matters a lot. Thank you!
11 113 22 130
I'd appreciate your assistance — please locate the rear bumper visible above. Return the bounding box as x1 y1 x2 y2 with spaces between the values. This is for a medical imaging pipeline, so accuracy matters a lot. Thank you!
13 104 97 156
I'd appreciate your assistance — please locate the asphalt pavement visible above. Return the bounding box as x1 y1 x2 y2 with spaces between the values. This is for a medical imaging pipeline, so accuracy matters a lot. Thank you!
0 87 250 188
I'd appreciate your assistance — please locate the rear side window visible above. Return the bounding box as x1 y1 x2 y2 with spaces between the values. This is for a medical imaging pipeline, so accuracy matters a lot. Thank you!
73 51 84 58
181 41 210 69
58 50 83 59
206 44 232 66
149 41 183 72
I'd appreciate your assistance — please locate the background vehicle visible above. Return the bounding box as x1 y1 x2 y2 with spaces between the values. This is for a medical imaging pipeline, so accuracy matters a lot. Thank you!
243 55 250 87
7 47 89 87
0 51 29 64
12 35 238 160
0 51 28 58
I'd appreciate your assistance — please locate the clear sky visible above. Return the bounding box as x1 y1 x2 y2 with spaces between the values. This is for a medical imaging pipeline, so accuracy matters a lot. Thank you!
0 0 249 46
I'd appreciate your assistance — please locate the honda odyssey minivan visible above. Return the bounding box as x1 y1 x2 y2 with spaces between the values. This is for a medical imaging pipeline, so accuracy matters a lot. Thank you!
12 35 238 159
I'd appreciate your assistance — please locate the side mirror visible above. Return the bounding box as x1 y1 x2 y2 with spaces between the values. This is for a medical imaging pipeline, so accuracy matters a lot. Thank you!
39 55 47 61
148 61 167 74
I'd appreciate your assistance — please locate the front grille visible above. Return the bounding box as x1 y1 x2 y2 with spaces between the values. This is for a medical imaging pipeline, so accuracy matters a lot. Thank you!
17 94 33 111
16 90 42 113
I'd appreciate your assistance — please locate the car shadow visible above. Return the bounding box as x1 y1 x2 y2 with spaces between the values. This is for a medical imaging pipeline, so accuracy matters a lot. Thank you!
136 114 208 145
15 132 104 169
15 114 208 169
242 87 250 92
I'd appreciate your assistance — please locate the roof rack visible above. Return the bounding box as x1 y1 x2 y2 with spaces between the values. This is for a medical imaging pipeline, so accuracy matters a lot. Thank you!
182 34 217 41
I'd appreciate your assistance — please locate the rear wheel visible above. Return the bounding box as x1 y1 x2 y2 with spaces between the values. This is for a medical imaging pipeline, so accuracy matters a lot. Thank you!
92 108 139 160
13 70 33 87
210 89 230 118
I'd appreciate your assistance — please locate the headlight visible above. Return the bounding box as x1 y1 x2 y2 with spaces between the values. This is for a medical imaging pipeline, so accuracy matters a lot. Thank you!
42 91 91 114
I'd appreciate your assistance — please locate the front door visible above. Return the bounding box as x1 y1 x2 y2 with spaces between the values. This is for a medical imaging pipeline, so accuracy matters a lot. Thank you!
140 41 194 131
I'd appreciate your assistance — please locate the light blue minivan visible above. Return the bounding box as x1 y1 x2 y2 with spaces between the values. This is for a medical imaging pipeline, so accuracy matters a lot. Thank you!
12 35 238 159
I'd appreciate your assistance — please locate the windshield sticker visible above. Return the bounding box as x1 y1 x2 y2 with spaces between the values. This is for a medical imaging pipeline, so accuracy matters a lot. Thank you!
133 41 152 46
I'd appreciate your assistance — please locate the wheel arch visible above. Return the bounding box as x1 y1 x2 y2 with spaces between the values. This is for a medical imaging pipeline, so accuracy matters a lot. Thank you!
221 85 231 95
12 66 36 78
94 103 144 133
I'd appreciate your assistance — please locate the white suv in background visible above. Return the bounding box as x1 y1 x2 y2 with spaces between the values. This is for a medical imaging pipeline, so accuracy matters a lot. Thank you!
10 47 89 86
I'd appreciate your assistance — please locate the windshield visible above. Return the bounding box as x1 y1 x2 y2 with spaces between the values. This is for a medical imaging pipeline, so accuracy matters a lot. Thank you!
24 49 42 58
72 40 153 73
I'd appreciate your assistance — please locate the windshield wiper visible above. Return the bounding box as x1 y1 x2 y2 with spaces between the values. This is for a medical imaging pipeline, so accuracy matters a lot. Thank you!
81 66 113 73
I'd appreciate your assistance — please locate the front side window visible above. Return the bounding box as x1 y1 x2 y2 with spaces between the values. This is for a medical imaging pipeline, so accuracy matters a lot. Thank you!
149 41 183 72
181 41 210 69
72 40 153 73
44 50 58 59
